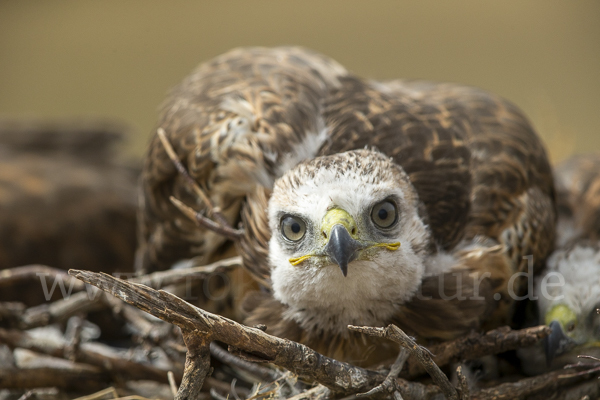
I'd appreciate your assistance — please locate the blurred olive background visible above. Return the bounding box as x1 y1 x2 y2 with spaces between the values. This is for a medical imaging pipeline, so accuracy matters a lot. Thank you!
1 0 598 163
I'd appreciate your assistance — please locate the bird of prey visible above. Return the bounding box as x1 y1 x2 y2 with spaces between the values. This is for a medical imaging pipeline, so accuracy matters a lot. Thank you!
138 47 556 364
531 154 600 371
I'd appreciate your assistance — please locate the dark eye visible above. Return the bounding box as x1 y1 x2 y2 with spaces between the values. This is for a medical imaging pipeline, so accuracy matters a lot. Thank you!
281 215 306 241
371 200 397 228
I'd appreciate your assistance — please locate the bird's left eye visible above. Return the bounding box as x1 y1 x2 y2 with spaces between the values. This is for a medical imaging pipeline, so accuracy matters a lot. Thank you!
281 215 306 242
371 200 397 228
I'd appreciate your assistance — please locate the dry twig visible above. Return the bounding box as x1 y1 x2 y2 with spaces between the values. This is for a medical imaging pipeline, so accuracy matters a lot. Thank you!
471 367 600 400
400 325 551 379
0 265 85 291
20 290 104 330
357 348 409 399
350 324 459 400
455 366 470 400
136 257 242 288
15 256 240 331
0 327 175 383
209 341 282 382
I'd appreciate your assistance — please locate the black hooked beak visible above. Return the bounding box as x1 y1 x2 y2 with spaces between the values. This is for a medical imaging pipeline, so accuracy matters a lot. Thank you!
545 320 576 365
324 224 364 277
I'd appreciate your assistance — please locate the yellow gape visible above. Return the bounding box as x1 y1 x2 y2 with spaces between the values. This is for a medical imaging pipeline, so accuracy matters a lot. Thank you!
289 254 312 266
368 242 401 251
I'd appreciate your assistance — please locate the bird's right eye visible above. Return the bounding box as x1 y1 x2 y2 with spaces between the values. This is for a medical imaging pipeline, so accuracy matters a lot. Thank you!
281 215 306 242
371 200 398 229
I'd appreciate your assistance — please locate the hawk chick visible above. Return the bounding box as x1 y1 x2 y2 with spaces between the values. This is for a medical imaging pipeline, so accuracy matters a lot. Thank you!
268 150 432 336
529 154 600 372
138 47 557 364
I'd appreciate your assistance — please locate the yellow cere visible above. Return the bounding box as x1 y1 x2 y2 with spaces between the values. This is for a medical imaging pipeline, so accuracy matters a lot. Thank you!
545 304 577 329
321 208 359 240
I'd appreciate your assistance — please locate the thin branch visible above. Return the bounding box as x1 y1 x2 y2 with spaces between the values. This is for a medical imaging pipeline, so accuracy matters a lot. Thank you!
72 387 119 400
209 342 282 382
470 367 600 400
357 348 409 398
455 366 470 400
16 388 61 400
0 265 84 291
286 385 330 400
206 377 250 399
349 324 457 400
19 290 105 330
0 327 175 383
16 256 241 331
136 256 242 288
400 325 551 379
168 371 179 398
577 355 600 362
559 365 600 378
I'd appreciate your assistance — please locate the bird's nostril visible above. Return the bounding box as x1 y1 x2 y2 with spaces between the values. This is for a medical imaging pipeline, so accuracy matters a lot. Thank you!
322 231 328 239
351 227 357 236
